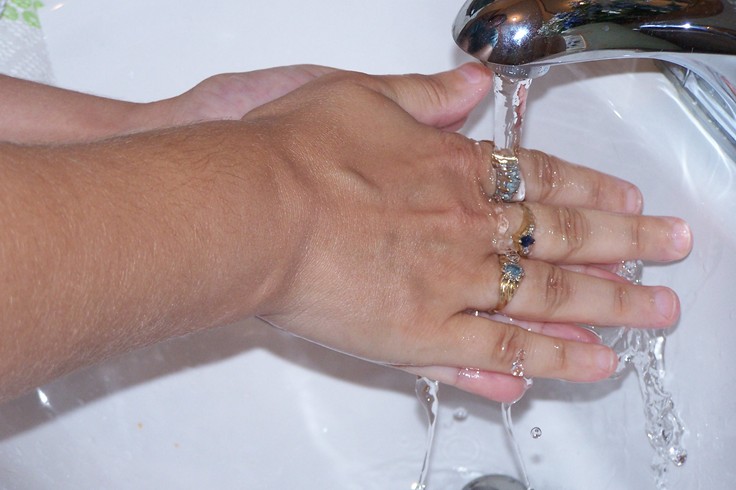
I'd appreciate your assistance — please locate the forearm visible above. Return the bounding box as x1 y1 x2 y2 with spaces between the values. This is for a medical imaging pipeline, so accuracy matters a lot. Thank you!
0 121 299 401
0 75 169 143
0 66 337 145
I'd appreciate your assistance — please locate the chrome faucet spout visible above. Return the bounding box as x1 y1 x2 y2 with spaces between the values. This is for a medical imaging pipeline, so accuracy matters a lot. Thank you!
452 0 736 157
453 0 736 78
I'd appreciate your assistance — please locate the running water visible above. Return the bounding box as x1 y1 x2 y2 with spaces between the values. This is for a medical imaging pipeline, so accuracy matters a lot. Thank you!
593 261 688 489
412 72 686 489
617 327 688 488
495 73 535 490
412 74 537 490
492 69 687 489
493 73 532 155
502 402 533 490
412 377 439 490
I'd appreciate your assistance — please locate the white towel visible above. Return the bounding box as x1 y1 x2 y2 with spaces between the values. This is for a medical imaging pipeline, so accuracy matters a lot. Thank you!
0 0 53 84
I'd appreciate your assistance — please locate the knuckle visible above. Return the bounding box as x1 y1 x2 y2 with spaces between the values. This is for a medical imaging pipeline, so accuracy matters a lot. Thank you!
541 265 574 314
377 73 451 113
444 132 479 172
613 283 631 317
333 70 372 85
490 324 528 366
589 175 606 209
324 71 387 100
629 218 646 256
476 140 498 198
532 149 565 201
488 204 509 237
418 74 451 110
445 135 493 203
549 340 569 375
555 207 588 259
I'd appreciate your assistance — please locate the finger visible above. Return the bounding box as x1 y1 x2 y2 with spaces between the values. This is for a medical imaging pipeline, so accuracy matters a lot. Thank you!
476 311 603 344
401 365 529 404
426 314 618 382
464 255 679 328
479 142 643 214
498 259 680 328
207 65 337 116
561 264 634 281
240 65 337 107
378 63 493 130
496 203 692 264
512 320 604 344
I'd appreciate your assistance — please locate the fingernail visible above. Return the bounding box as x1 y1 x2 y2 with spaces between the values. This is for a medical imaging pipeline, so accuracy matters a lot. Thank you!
655 288 677 320
670 220 692 255
596 346 616 373
626 186 643 213
458 63 486 84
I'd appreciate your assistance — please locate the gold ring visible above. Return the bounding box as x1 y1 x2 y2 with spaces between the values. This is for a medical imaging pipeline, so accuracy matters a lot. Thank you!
491 151 525 202
512 203 536 257
495 252 524 312
479 141 526 202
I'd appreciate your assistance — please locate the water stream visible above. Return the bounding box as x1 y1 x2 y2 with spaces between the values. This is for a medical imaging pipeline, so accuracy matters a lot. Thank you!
494 73 535 490
492 73 531 154
594 263 688 489
412 376 439 490
501 401 533 490
413 72 686 489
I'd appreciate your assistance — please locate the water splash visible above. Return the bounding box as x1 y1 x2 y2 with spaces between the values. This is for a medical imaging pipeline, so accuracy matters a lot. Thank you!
412 376 439 490
593 261 688 488
621 328 688 487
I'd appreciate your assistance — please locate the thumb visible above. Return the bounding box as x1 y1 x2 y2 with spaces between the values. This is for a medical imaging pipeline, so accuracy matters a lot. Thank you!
380 63 492 130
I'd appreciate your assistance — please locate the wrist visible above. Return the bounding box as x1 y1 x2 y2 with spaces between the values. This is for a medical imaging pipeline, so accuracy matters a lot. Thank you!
160 120 311 323
228 123 313 318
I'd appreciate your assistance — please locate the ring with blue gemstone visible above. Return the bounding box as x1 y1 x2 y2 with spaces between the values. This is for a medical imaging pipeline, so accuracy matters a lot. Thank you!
491 151 526 202
495 252 525 312
513 203 536 257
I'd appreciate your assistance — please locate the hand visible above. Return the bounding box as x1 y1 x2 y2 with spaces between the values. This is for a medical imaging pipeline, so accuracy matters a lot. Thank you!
248 64 692 402
0 64 691 403
149 65 335 127
0 66 334 144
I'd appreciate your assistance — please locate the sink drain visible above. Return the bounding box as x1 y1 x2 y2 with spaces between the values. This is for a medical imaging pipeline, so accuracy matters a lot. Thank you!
462 474 528 490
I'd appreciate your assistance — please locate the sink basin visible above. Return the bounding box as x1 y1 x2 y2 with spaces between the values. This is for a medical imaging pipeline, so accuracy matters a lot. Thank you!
0 1 733 488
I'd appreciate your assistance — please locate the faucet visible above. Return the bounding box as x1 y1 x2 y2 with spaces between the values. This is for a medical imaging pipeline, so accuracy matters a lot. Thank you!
453 0 736 154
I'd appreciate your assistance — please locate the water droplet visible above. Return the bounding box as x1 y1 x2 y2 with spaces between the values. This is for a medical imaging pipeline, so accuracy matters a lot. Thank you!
36 388 52 409
453 407 469 421
670 447 687 467
530 427 542 439
511 349 526 377
459 367 481 380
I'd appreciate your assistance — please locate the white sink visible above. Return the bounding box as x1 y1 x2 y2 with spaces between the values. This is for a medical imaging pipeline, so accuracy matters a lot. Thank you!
0 1 733 488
